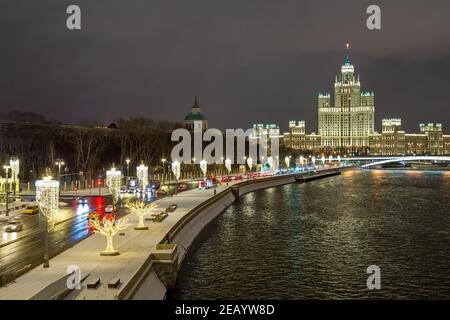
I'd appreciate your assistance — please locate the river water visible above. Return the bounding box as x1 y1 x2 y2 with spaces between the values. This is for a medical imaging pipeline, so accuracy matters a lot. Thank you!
169 169 450 299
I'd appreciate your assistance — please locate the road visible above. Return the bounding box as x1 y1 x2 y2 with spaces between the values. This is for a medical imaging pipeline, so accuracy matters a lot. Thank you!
0 181 198 285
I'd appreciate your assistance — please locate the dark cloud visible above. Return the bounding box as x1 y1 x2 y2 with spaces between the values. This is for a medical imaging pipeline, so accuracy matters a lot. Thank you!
1 0 449 132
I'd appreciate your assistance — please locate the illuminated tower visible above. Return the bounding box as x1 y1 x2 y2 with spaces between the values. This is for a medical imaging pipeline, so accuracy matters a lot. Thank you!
318 44 375 153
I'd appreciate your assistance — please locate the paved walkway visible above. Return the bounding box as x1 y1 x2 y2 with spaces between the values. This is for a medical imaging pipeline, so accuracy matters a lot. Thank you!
0 182 235 300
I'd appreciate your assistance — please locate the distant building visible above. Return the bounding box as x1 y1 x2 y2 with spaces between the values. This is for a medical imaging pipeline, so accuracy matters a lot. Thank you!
184 96 208 131
283 121 321 151
318 44 375 153
368 120 445 156
281 44 449 156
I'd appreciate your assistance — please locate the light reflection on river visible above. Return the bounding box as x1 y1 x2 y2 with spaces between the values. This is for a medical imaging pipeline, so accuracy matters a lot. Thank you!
169 170 450 299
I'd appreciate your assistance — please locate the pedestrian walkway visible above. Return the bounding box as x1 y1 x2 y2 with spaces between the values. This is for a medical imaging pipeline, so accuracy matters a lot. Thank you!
0 182 234 300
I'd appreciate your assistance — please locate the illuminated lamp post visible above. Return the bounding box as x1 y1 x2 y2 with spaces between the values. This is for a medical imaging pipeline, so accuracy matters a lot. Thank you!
285 156 290 169
106 167 121 209
125 158 130 181
267 156 273 171
172 160 181 195
200 160 207 178
161 158 167 185
36 176 59 268
3 165 11 216
299 155 304 168
247 157 253 172
136 162 149 189
10 158 19 196
225 158 232 174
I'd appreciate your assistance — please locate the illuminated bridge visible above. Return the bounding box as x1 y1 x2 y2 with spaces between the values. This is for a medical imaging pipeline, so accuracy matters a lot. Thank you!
349 156 450 168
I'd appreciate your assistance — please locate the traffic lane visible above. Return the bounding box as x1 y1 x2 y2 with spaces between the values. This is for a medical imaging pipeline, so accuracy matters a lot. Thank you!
0 207 128 276
0 204 80 246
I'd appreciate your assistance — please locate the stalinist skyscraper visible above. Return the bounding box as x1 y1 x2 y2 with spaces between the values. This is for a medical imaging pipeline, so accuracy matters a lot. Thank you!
318 44 375 153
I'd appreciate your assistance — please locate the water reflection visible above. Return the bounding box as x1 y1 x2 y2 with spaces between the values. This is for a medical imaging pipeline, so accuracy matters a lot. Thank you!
170 169 450 299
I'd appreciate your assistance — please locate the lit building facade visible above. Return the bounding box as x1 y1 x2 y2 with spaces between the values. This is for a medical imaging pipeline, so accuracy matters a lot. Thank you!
281 45 449 156
318 46 375 153
368 121 445 156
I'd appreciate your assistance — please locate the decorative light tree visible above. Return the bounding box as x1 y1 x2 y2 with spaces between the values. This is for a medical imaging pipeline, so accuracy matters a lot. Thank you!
329 155 333 163
106 167 122 207
36 176 59 267
321 155 326 166
225 158 232 174
337 155 341 165
246 157 253 171
136 163 149 188
311 156 316 167
10 158 19 194
200 160 208 177
125 200 158 230
89 217 128 256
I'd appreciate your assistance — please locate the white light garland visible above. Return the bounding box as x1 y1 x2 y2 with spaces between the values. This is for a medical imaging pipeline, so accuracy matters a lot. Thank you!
199 160 207 177
225 158 232 173
106 168 122 205
36 177 59 229
172 160 181 180
136 164 149 187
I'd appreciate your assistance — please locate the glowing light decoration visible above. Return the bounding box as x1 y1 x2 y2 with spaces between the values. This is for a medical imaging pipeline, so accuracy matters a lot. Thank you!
312 156 316 166
136 164 149 187
225 158 232 173
106 168 122 206
35 177 59 229
321 155 326 165
10 159 19 180
285 156 290 169
329 155 333 163
172 160 181 180
125 200 158 230
337 155 341 164
268 157 273 171
199 160 207 177
246 157 253 171
89 217 128 256
300 156 304 166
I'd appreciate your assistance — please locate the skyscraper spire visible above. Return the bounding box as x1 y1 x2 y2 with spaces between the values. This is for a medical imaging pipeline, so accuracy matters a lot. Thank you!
344 42 352 66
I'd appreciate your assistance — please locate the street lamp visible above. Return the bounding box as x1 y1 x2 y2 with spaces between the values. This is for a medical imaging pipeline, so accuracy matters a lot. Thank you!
3 165 11 217
36 176 59 268
55 159 65 183
136 162 149 189
106 167 122 209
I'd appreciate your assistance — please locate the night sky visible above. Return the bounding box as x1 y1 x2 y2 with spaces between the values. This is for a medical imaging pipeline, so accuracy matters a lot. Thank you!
1 0 450 132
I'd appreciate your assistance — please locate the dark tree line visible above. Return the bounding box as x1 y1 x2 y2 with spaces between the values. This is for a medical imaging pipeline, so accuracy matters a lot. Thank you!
0 112 181 182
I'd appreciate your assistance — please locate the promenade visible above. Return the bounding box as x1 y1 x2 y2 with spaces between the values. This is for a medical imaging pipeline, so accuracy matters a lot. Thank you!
0 169 342 300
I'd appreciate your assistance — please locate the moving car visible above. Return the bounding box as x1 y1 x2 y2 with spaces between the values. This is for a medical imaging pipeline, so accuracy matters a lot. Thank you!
4 220 23 232
105 205 116 213
23 205 39 215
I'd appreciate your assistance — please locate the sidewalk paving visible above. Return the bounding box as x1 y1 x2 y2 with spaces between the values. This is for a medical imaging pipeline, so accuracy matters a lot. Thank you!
0 183 233 300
